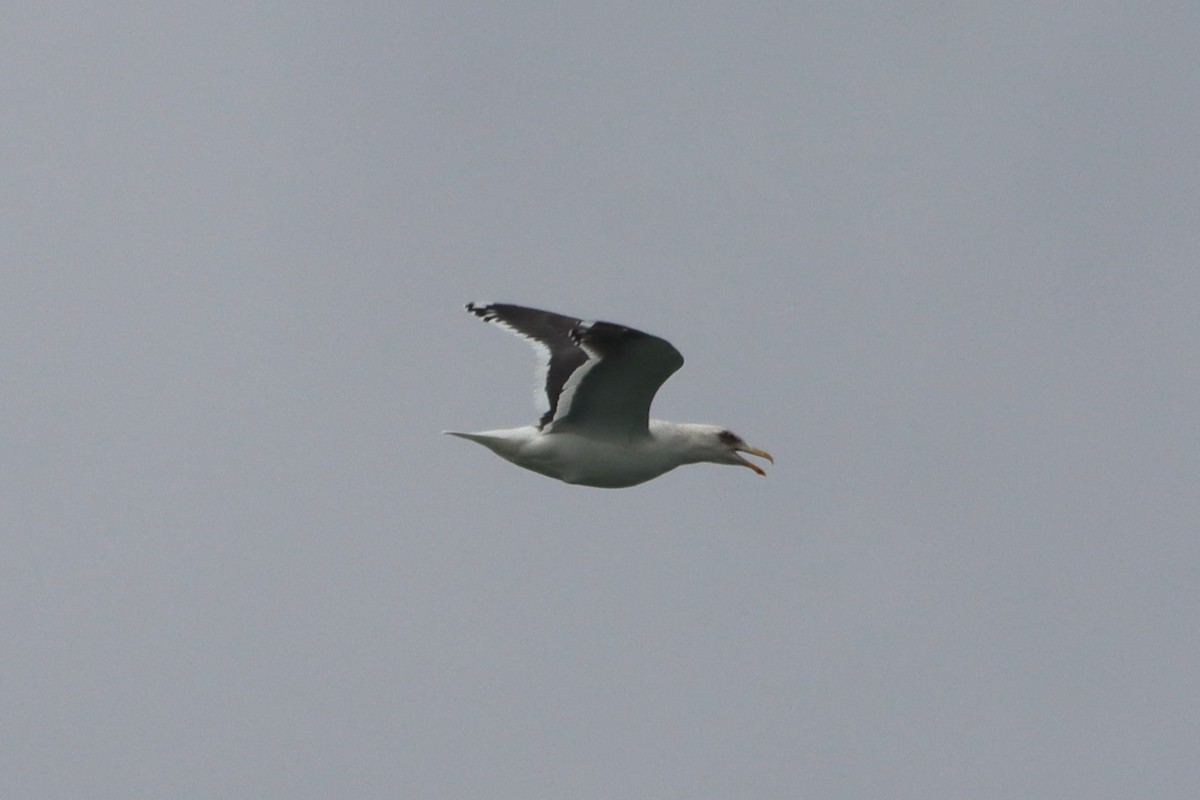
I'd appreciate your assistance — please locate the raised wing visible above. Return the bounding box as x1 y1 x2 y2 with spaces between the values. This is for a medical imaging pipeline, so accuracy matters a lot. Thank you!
465 302 683 436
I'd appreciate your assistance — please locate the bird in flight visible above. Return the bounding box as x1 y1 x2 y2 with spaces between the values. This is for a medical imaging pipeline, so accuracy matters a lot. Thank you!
445 302 773 488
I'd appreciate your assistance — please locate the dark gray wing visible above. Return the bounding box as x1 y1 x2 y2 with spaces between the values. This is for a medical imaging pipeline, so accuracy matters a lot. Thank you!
465 302 683 436
549 319 683 436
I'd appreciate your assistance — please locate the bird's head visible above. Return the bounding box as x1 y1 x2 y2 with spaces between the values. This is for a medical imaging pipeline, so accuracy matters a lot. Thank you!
674 424 774 476
714 428 774 476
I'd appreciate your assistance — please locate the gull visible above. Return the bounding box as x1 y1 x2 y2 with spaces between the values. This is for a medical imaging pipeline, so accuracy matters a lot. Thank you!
445 302 773 488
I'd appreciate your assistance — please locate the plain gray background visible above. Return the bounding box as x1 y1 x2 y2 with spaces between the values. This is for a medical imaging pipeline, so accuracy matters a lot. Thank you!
4 3 1198 798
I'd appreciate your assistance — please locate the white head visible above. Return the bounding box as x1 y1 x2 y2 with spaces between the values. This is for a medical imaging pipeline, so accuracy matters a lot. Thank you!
670 423 774 476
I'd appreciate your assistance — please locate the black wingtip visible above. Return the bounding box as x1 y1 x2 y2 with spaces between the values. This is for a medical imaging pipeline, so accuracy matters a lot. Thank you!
465 301 493 319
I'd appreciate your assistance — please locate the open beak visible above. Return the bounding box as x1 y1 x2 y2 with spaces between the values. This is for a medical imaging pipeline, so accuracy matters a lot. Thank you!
735 444 774 476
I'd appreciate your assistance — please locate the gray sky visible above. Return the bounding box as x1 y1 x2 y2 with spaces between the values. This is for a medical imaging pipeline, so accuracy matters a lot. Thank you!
4 3 1198 798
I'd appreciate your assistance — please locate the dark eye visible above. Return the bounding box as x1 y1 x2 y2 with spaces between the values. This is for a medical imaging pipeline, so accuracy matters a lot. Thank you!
718 430 739 446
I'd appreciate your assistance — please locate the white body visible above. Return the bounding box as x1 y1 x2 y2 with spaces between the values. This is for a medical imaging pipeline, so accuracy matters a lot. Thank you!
447 421 723 488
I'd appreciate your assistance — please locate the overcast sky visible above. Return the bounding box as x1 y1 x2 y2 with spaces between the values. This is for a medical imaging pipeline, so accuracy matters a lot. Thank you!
4 3 1198 798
